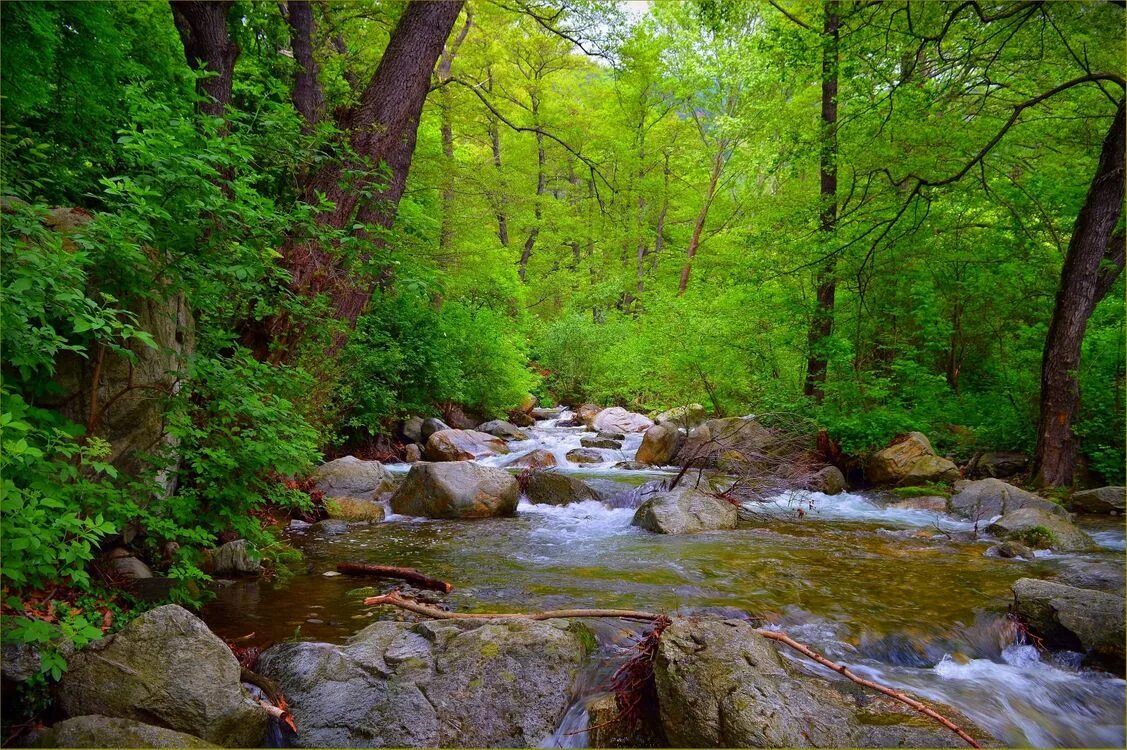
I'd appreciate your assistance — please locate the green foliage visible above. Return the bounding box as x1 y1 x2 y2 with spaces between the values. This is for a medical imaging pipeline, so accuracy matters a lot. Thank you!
890 483 953 500
1015 525 1055 550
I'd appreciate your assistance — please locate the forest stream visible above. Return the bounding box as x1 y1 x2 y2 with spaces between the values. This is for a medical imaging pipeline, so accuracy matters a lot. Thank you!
202 411 1127 749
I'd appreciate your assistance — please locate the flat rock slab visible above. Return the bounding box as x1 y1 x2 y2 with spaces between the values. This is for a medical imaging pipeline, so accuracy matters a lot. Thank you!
1068 486 1126 514
987 507 1094 552
32 715 217 748
1011 578 1125 674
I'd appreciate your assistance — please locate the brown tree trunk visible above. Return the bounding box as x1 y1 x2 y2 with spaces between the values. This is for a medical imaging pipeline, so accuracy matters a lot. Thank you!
285 0 324 128
485 67 511 247
802 0 839 402
677 146 725 295
1033 101 1125 487
436 9 472 256
518 100 546 283
171 1 239 119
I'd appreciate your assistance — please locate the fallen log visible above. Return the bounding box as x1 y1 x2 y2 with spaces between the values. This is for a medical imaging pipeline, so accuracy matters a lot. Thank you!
364 592 981 748
337 563 454 593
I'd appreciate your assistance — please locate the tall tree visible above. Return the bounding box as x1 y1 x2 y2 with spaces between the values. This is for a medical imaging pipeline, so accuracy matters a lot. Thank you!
285 0 324 128
170 0 239 118
1033 101 1125 487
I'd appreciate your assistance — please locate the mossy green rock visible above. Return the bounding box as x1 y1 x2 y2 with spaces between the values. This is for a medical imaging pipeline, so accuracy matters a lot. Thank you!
258 617 587 747
987 507 1094 552
33 716 216 748
56 605 268 747
867 432 960 486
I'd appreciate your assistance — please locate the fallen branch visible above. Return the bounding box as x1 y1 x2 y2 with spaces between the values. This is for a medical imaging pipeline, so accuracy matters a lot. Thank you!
364 593 981 748
756 630 981 749
338 563 454 593
240 667 298 733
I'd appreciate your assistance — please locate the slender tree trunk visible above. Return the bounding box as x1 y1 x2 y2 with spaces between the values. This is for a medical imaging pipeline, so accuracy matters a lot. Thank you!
285 0 324 128
171 1 239 119
677 146 725 295
802 0 839 402
650 151 670 279
436 9 472 255
518 99 546 282
1033 101 1125 487
483 67 511 247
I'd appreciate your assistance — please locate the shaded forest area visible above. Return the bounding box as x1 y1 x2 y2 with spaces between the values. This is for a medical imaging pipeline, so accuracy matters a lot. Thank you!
0 0 1123 716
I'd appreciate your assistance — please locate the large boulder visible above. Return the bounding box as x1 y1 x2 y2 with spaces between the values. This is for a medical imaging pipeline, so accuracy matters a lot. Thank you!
522 473 602 506
867 432 960 486
205 539 261 576
530 407 564 420
33 716 216 748
635 424 683 466
57 605 267 747
949 478 1066 521
632 485 737 534
566 448 604 464
654 618 988 747
987 507 1094 552
1068 486 1125 515
654 404 707 429
593 407 654 434
575 404 602 429
424 429 509 461
390 462 518 518
677 417 781 470
477 420 529 441
968 451 1029 479
1011 578 1125 674
807 465 846 495
401 416 425 444
505 449 558 470
421 417 452 441
258 618 589 747
312 456 394 498
508 410 536 428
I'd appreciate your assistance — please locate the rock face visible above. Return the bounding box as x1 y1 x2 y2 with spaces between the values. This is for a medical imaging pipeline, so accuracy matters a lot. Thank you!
1068 486 1126 514
867 432 960 486
477 420 529 441
421 417 452 441
33 716 216 748
566 448 604 464
592 406 654 434
1011 578 1125 674
969 451 1029 478
312 456 394 498
632 486 737 534
207 539 261 575
258 618 589 748
987 508 1094 552
505 449 558 470
635 424 683 466
57 605 267 747
424 429 509 461
654 618 987 747
390 462 518 518
522 473 602 506
654 404 707 429
949 478 1065 521
807 465 846 495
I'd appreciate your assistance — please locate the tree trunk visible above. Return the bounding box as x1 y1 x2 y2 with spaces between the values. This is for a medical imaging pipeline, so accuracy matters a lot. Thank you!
518 100 547 283
1033 101 1125 487
485 67 511 247
677 146 725 295
436 9 472 256
285 1 324 128
171 1 240 119
802 0 839 402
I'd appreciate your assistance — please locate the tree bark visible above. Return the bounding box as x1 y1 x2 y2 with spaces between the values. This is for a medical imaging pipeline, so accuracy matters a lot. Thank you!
1033 101 1125 487
485 67 512 247
677 145 725 295
436 9 472 255
518 98 547 283
171 1 239 119
285 0 324 128
802 0 839 402
336 562 453 593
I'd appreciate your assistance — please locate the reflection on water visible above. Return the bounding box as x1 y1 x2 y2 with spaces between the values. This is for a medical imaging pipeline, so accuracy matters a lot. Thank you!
202 418 1126 748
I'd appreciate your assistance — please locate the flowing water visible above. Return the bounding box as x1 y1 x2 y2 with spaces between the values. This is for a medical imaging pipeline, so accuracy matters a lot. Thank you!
203 411 1127 748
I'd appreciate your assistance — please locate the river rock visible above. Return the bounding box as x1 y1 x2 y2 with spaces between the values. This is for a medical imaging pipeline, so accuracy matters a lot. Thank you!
106 549 152 580
325 497 386 522
258 618 589 747
987 541 1035 560
987 507 1094 552
586 692 664 748
635 424 683 466
508 410 536 427
969 451 1029 479
312 455 394 498
421 417 452 441
581 436 622 449
1011 578 1125 674
404 443 423 463
1068 486 1126 515
401 416 424 444
390 462 518 518
477 420 529 441
576 404 602 428
33 716 217 748
678 417 780 470
505 449 558 469
807 465 846 495
632 485 737 534
888 495 948 512
530 407 564 420
867 432 960 486
310 519 351 535
522 472 602 506
948 478 1066 521
654 404 707 429
57 605 268 747
654 617 988 747
1050 558 1126 596
593 407 653 434
207 539 261 575
424 429 509 461
566 448 604 464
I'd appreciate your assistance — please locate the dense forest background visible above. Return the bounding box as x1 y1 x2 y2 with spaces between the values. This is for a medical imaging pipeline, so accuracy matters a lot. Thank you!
0 0 1123 697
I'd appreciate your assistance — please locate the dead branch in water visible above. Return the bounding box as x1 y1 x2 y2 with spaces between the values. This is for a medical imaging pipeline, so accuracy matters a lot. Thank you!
364 592 981 748
240 667 297 733
337 563 454 593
